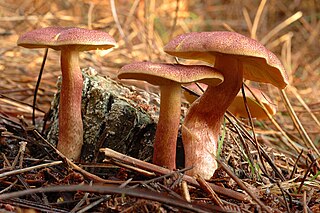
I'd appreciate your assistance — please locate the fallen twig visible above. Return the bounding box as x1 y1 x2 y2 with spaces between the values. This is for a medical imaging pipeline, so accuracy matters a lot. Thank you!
0 184 227 213
100 147 249 202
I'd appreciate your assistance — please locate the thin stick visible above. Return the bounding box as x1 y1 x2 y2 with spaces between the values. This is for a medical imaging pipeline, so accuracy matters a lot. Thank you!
77 196 110 213
289 150 304 180
32 48 48 125
241 84 268 177
275 181 291 212
243 85 302 155
297 158 317 193
0 185 224 213
303 191 308 213
18 141 27 169
225 112 286 181
216 158 272 213
0 161 62 178
107 159 156 176
181 180 191 202
100 147 248 202
196 175 224 208
33 130 126 184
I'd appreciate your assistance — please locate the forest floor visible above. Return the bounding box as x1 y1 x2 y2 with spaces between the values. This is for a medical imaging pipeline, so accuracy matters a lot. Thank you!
0 1 319 212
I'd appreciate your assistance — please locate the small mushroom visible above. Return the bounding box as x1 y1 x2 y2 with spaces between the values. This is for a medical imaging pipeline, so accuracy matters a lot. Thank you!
18 27 117 160
183 83 276 119
228 86 276 119
118 62 223 169
164 31 288 179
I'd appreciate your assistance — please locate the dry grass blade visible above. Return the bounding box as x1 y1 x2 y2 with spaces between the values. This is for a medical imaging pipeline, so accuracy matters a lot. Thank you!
242 7 252 33
243 85 303 155
0 94 45 117
224 113 260 179
241 84 269 177
288 85 320 129
250 0 267 39
226 104 290 182
280 89 320 156
168 0 180 40
110 0 128 47
261 11 303 45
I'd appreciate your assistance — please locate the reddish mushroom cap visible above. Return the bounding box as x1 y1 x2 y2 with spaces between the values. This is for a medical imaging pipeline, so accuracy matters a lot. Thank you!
118 62 224 86
164 31 289 89
17 26 117 51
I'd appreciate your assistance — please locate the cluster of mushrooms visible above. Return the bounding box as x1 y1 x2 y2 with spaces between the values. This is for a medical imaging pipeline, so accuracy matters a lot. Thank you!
18 27 288 179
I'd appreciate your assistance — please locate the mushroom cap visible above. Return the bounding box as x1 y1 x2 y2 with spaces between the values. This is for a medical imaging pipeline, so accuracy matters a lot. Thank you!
17 26 117 51
118 62 224 86
228 86 276 119
164 31 289 89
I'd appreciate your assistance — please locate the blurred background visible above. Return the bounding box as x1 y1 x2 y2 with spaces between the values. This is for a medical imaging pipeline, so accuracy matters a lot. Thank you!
0 0 319 140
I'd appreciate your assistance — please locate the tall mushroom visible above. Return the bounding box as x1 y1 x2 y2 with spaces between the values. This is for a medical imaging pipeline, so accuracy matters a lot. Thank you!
18 27 117 160
118 62 223 169
164 31 289 179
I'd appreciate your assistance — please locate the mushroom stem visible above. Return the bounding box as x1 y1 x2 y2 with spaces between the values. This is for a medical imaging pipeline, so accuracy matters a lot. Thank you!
182 56 243 179
57 49 84 161
153 83 181 169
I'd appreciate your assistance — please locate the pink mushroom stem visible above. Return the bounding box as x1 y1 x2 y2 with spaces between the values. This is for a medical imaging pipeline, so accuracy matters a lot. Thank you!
57 49 84 160
153 84 181 169
182 56 243 178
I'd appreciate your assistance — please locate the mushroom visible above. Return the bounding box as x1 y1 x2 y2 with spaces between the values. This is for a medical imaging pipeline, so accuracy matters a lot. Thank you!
118 62 223 169
18 27 117 160
183 83 276 119
228 86 276 119
164 31 289 179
